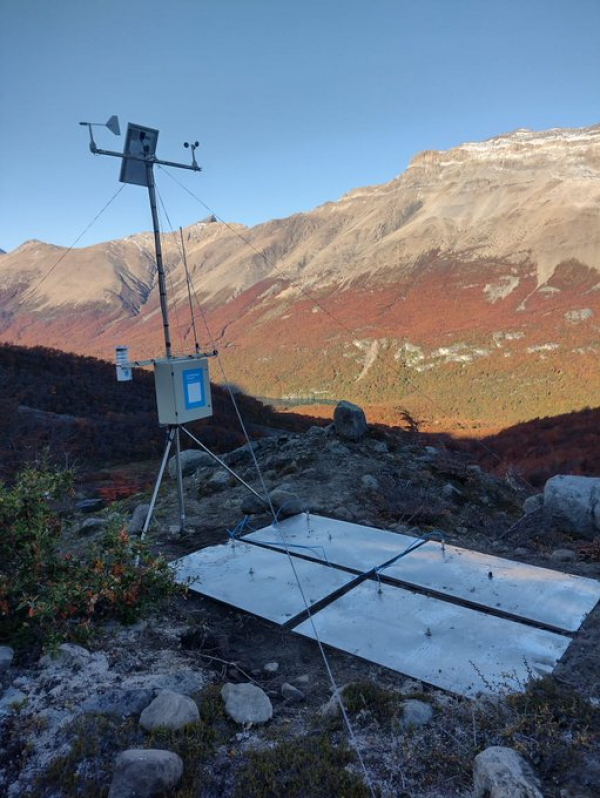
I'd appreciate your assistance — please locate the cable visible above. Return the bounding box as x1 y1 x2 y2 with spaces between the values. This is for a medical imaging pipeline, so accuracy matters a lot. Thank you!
179 227 201 353
19 184 126 305
155 186 186 355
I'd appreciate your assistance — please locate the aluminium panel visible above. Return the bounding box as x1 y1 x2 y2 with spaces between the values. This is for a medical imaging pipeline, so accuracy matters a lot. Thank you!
170 541 356 626
293 580 571 697
244 514 600 632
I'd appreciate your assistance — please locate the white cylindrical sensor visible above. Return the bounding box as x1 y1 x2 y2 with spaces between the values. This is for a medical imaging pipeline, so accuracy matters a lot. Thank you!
115 345 132 382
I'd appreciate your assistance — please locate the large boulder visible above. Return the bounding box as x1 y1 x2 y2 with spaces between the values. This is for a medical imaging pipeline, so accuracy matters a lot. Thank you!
544 475 600 540
473 746 543 798
333 401 368 441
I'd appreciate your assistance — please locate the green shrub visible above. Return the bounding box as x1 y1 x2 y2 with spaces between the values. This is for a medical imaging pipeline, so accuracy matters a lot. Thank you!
0 461 180 652
233 736 371 798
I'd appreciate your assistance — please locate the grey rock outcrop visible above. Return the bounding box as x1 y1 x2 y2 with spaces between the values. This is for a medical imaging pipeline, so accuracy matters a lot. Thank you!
544 475 600 540
333 401 368 441
139 689 200 732
108 749 183 798
127 504 150 534
473 746 543 798
82 688 155 718
221 682 273 725
169 449 214 479
40 643 109 675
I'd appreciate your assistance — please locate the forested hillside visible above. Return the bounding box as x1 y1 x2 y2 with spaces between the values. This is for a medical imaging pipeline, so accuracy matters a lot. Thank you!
0 344 317 482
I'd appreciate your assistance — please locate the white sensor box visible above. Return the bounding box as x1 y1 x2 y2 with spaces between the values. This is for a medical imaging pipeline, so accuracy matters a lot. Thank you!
154 357 213 425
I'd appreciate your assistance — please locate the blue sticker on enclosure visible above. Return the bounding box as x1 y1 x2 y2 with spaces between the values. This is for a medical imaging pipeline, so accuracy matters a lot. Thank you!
183 368 205 409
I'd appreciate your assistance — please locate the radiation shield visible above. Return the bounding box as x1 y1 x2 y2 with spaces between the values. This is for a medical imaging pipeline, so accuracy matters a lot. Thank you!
154 357 212 425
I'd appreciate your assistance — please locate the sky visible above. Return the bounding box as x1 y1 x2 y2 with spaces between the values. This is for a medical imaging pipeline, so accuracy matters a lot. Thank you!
0 0 599 253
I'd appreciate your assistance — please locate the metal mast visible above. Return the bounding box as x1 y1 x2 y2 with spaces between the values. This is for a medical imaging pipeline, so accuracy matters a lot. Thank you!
81 117 203 534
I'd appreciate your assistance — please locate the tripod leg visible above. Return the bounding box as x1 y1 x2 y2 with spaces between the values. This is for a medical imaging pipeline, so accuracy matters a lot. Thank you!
141 426 176 540
175 426 186 534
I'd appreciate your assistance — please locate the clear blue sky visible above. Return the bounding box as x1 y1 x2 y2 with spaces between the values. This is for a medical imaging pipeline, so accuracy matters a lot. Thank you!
1 0 598 253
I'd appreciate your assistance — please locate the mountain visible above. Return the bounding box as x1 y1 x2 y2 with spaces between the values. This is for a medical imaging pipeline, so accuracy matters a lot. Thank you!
1 124 599 432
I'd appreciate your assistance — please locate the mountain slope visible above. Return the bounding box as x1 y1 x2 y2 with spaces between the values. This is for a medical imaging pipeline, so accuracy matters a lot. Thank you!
1 124 599 430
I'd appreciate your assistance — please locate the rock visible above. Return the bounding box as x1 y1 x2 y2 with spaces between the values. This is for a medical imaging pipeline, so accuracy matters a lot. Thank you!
207 470 231 491
221 682 273 725
551 548 577 563
544 475 600 540
108 749 183 798
270 489 305 518
442 483 463 500
0 646 14 674
0 687 27 715
139 689 200 732
82 688 155 718
371 440 389 454
76 498 105 514
263 662 279 675
78 516 109 534
308 425 326 436
240 493 270 514
127 504 150 535
319 684 351 719
242 490 304 517
523 494 544 514
281 682 305 703
121 668 205 696
333 401 368 441
361 474 379 490
40 643 109 674
224 442 259 468
400 699 434 729
398 679 424 696
168 449 214 479
473 746 543 798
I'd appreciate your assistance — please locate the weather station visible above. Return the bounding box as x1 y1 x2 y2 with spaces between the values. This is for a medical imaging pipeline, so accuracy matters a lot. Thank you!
80 115 213 535
81 117 600 705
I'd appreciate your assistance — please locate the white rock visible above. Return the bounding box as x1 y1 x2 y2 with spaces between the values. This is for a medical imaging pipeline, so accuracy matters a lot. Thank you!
221 682 273 725
400 699 434 729
473 746 543 798
544 475 600 540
